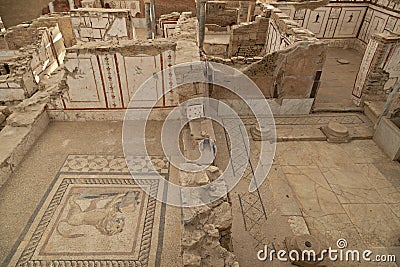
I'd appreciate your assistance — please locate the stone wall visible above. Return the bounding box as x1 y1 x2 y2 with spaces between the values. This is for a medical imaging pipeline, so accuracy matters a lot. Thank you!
103 0 142 17
171 14 239 267
4 14 66 50
70 8 135 42
228 16 269 57
274 0 400 52
227 6 317 58
47 40 177 113
238 1 256 23
206 39 326 115
0 20 67 103
42 0 82 14
159 12 180 38
265 8 317 54
81 0 102 8
243 40 327 100
0 104 49 187
31 25 66 84
180 167 239 267
0 68 62 186
156 0 196 19
206 1 238 27
352 33 400 105
205 6 325 114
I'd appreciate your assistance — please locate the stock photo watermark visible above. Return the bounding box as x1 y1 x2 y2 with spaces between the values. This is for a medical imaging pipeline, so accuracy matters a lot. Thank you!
257 238 397 263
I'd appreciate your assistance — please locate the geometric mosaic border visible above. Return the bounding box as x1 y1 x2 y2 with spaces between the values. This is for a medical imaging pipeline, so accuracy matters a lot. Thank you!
60 155 170 174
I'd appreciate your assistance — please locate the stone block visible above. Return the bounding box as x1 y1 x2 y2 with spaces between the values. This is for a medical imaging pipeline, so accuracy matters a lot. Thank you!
183 252 201 267
212 202 232 230
7 103 46 127
0 111 49 187
7 82 21 88
0 88 26 102
374 117 400 161
280 99 314 115
0 113 5 124
0 106 11 116
249 32 257 40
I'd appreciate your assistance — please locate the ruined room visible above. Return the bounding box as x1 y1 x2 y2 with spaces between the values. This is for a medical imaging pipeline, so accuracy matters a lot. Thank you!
0 0 399 266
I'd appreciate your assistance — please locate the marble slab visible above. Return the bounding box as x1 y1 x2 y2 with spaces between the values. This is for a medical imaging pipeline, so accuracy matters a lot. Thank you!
321 165 384 204
343 203 400 247
282 165 345 217
358 163 400 205
280 98 315 115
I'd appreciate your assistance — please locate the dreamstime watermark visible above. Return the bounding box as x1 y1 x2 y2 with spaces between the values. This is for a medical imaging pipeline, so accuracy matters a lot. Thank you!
257 238 397 263
122 61 276 207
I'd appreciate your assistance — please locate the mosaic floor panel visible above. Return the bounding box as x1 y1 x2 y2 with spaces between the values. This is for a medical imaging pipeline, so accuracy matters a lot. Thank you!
7 155 169 267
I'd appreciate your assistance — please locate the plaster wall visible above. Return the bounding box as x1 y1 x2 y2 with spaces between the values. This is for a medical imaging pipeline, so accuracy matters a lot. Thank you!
352 33 400 105
228 16 269 57
276 1 400 51
103 0 142 17
48 48 177 110
206 1 238 27
70 9 135 42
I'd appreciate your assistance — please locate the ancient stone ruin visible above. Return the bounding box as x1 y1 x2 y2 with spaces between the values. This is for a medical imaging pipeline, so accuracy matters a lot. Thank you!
0 0 399 266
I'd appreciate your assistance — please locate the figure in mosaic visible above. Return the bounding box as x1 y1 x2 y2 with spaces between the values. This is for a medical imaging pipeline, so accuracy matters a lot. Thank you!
57 191 140 238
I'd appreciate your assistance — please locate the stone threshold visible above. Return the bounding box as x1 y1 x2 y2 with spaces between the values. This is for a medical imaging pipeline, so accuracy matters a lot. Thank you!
312 104 364 113
275 125 373 142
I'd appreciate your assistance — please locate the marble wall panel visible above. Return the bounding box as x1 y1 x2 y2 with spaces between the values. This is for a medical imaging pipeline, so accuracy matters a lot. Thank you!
56 50 176 110
277 3 399 44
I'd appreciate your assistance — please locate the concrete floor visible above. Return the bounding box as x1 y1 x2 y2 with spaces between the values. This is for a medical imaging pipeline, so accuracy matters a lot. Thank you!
315 47 363 109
